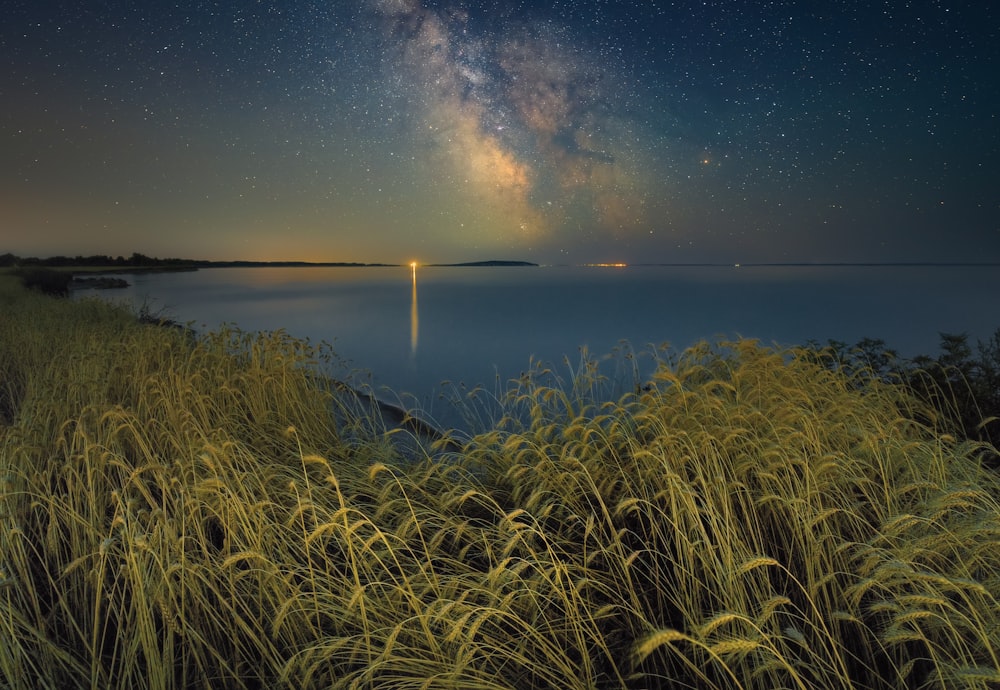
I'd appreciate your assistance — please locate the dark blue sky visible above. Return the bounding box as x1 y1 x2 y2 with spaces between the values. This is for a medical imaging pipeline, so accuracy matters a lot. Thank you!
2 0 998 263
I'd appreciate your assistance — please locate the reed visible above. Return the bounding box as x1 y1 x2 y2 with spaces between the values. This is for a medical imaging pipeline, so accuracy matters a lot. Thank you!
1 272 998 688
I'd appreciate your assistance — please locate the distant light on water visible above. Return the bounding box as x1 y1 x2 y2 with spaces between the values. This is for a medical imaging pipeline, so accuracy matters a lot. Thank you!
584 262 628 268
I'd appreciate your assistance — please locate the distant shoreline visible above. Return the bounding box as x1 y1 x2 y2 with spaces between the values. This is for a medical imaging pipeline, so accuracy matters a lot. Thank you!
119 260 1000 269
6 252 1000 275
116 260 1000 269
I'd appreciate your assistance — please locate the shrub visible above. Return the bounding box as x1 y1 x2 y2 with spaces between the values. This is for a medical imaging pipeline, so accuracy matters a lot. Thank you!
15 266 73 296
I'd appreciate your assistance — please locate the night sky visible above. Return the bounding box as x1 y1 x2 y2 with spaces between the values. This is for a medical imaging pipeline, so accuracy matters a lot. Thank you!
2 0 998 264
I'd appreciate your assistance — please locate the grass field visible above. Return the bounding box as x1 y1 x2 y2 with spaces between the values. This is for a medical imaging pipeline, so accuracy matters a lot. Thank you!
1 272 998 689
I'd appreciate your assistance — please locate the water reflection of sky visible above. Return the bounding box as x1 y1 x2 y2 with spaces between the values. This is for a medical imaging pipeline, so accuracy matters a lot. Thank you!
78 265 1000 421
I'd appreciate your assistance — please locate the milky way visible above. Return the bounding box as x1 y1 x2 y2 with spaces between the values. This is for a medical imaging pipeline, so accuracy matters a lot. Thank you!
1 0 998 262
370 0 664 251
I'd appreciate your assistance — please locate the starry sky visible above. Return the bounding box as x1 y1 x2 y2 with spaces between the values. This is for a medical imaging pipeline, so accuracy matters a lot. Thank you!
2 0 998 264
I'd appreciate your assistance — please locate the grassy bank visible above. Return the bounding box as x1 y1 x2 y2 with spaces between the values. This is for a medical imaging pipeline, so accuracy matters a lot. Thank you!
1 273 998 689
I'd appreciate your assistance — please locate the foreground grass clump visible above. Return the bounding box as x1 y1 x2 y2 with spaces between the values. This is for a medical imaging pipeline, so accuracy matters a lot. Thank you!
1 274 998 689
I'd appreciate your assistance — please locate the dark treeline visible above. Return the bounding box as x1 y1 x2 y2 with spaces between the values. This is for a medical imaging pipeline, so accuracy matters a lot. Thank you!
0 252 381 269
1 253 382 296
0 252 193 268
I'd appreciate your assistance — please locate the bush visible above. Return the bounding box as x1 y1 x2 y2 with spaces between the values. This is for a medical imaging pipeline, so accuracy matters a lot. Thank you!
807 331 1000 452
15 266 73 296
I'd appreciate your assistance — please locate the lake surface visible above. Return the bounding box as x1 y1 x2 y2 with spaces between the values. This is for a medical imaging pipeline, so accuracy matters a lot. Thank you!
75 264 1000 424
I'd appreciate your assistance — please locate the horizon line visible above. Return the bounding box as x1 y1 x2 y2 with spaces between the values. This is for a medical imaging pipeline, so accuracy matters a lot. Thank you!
5 253 1000 269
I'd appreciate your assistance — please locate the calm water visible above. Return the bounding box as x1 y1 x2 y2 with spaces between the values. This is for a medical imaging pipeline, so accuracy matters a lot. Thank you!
76 264 1000 420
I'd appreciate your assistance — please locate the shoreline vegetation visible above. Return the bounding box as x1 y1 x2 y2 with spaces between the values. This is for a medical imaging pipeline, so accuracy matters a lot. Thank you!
2 268 1000 688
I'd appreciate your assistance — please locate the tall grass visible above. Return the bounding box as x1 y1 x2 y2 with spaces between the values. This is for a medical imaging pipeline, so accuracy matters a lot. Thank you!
1 272 998 688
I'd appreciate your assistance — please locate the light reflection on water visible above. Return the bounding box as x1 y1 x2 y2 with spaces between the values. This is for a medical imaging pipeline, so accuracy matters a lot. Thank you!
411 263 418 359
75 264 1000 423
